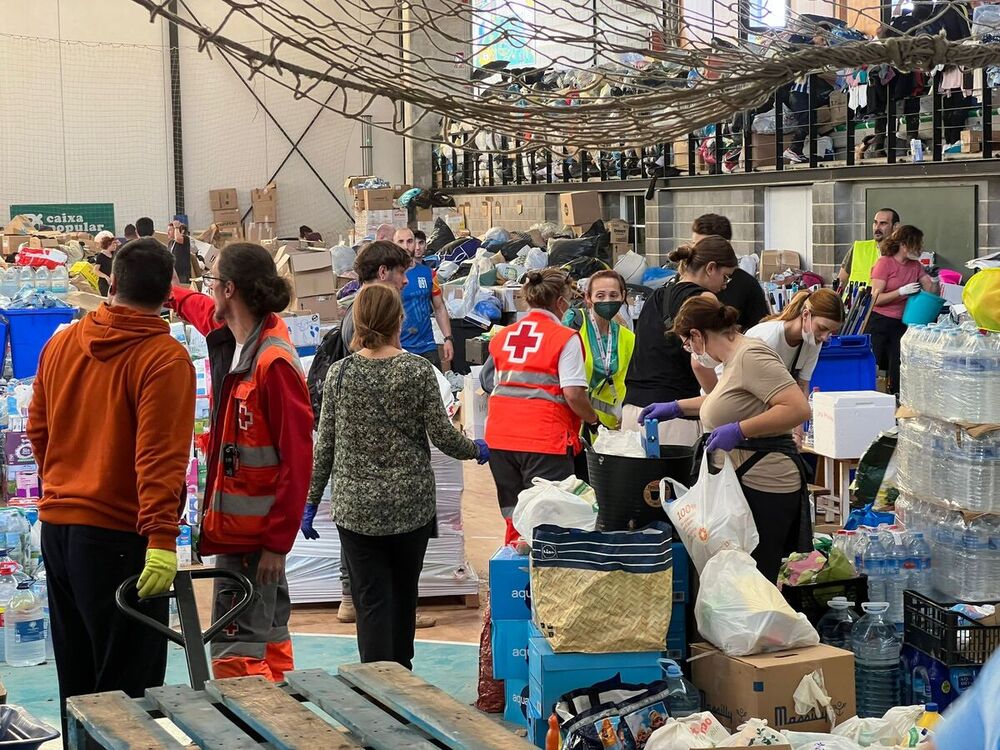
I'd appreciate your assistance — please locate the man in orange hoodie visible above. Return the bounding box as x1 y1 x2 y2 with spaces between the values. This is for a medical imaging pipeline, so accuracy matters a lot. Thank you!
28 238 195 729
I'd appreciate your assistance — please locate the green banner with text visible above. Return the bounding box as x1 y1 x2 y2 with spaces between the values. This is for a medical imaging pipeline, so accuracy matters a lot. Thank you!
9 203 116 234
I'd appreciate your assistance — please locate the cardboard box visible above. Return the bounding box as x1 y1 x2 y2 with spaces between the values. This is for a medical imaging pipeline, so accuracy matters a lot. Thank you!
812 390 897 459
559 191 603 227
214 222 244 245
343 175 375 195
504 679 530 726
960 129 1000 153
356 188 395 212
607 219 630 245
489 545 532 620
760 250 801 280
492 619 532 680
209 188 238 211
246 222 275 245
744 132 789 170
512 288 529 312
460 369 488 440
414 206 433 223
251 183 278 223
277 247 336 298
691 643 856 733
611 243 632 265
465 336 490 366
828 90 848 124
292 294 340 323
3 432 34 466
212 208 242 225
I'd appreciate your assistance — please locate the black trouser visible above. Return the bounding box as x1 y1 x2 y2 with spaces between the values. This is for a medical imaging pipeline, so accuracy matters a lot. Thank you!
41 523 168 736
487 448 575 518
338 520 433 670
867 311 909 395
741 485 804 583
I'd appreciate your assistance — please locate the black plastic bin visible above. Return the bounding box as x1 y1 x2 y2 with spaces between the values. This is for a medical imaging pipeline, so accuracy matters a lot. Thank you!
903 590 1000 666
781 576 868 626
586 445 696 532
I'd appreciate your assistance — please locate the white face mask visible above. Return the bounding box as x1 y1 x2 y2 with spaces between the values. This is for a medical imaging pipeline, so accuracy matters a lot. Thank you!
802 312 817 347
694 351 722 369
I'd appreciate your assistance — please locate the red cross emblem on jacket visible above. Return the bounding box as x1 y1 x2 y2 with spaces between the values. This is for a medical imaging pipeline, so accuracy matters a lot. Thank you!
502 321 543 363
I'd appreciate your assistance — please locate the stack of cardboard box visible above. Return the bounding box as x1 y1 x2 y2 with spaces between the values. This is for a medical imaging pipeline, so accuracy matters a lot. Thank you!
274 241 339 322
559 191 603 233
209 189 243 242
251 183 278 227
607 218 631 263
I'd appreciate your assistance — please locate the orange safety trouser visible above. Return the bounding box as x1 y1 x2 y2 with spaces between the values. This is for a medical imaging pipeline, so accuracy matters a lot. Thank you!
212 639 294 682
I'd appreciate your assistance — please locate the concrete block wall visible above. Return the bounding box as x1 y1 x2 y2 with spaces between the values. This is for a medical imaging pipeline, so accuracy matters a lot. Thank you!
812 181 854 283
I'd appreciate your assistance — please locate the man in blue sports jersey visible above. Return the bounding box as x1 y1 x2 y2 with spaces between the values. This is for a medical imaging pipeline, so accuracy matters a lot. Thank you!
394 228 454 369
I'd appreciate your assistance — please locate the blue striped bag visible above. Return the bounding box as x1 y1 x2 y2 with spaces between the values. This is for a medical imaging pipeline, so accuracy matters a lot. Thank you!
530 522 673 653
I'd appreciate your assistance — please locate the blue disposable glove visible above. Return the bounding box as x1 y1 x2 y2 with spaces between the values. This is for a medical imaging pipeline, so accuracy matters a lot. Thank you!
638 401 683 425
474 439 490 465
300 503 320 540
705 422 745 453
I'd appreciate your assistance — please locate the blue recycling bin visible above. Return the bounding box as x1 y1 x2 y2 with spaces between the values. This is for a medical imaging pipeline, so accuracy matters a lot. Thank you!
809 334 877 393
3 308 78 379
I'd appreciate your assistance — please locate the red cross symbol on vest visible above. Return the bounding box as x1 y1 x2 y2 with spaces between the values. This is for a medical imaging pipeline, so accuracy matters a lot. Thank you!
502 321 543 364
223 621 240 637
238 402 254 431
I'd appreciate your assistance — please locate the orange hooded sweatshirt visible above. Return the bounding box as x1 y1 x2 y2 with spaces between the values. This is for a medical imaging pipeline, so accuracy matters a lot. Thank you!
27 305 196 551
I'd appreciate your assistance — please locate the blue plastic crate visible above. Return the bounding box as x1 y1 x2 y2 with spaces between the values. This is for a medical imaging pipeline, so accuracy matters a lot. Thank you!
492 618 531 680
489 546 531 620
527 630 663 720
2 307 77 379
504 678 530 726
809 335 877 394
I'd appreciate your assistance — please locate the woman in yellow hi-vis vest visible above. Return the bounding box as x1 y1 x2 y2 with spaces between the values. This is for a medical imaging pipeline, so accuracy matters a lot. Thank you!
564 271 636 429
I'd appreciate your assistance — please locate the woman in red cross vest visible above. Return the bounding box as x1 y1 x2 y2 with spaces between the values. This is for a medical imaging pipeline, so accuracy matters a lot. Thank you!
170 243 314 682
485 269 600 544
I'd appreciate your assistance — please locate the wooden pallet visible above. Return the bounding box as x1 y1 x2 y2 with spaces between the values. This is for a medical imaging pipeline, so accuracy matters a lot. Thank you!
66 661 532 750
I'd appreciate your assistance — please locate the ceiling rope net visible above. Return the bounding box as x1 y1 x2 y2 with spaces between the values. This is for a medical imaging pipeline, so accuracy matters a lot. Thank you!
130 0 1000 152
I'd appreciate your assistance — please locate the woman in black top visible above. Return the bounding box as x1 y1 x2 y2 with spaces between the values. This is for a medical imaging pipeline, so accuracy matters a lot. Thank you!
622 235 739 446
92 231 119 297
170 222 193 285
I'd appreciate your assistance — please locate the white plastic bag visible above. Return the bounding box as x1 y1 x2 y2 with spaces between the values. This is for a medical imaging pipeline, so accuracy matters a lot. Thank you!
728 718 786 745
674 712 732 745
662 455 759 573
695 550 820 656
832 706 924 748
783 732 863 750
592 426 646 458
511 476 597 544
644 720 715 750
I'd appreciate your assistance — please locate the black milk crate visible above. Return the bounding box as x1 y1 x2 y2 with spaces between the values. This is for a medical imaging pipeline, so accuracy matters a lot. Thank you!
781 576 868 626
903 590 1000 666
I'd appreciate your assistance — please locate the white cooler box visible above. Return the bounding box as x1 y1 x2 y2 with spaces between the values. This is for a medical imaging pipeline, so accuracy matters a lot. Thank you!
812 390 896 459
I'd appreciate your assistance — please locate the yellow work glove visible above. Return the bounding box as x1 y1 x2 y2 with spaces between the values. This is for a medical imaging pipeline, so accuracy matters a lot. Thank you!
137 549 178 599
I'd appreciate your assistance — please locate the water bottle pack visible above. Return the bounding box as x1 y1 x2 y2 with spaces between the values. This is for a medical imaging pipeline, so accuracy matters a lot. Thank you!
0 265 70 303
896 416 1000 513
900 323 1000 424
854 526 934 628
895 493 1000 601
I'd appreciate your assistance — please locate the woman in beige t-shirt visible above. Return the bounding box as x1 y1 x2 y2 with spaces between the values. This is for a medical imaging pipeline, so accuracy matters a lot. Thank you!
644 296 812 582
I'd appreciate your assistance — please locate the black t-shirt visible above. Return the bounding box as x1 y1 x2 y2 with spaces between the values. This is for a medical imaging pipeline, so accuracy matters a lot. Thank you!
717 267 769 333
94 253 113 296
171 239 192 284
624 280 706 407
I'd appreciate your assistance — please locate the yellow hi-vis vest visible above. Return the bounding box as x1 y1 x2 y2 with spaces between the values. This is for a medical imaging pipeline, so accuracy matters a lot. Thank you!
580 314 635 428
849 239 881 285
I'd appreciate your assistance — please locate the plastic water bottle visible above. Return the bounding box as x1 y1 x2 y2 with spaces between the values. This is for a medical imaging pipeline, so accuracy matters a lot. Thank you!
886 537 908 629
817 597 859 650
854 533 870 575
852 602 901 718
906 532 933 596
863 534 888 603
804 387 820 448
16 266 33 294
662 659 701 717
0 551 20 663
0 268 17 299
32 562 53 662
32 267 49 294
50 265 69 298
4 580 45 666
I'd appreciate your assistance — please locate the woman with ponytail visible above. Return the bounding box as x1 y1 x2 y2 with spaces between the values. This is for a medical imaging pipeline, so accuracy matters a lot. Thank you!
626 235 739 446
170 242 315 681
868 225 937 395
747 288 845 393
644 295 812 582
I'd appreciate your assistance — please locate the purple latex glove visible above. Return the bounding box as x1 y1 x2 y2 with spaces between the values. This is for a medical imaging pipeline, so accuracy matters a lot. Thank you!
300 503 320 540
473 438 490 465
705 422 745 453
637 401 683 425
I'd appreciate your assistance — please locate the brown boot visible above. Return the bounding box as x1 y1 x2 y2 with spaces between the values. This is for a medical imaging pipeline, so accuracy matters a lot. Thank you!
337 595 356 623
415 611 437 629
